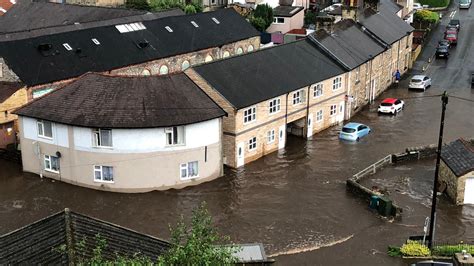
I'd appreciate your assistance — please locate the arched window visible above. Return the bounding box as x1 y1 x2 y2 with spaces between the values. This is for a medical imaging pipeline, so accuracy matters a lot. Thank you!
247 45 254 52
223 51 230 58
181 60 190 70
205 55 213 62
159 65 169 75
142 69 151 76
236 47 243 55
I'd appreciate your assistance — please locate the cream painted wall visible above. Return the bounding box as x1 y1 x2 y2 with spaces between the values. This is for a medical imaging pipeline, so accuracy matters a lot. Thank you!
23 116 69 148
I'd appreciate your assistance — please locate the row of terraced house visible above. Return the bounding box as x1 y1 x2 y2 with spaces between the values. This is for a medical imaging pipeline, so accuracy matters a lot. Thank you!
0 0 413 192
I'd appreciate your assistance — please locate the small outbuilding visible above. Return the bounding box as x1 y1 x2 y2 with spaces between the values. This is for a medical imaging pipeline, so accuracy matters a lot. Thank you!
439 139 474 205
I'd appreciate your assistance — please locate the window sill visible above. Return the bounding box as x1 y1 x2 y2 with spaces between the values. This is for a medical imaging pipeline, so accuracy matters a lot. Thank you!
268 110 281 116
94 179 115 184
181 175 199 181
45 169 59 174
293 102 303 106
243 120 256 126
38 135 53 140
165 143 186 147
313 95 323 99
92 146 114 149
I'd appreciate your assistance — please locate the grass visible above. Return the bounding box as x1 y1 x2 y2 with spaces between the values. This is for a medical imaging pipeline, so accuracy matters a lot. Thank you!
431 244 474 257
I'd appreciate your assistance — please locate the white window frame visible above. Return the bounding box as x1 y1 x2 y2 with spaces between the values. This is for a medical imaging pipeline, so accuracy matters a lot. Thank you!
92 38 100 45
165 126 185 146
63 43 72 51
37 120 53 139
332 76 342 91
212 17 220 24
273 17 285 24
248 136 257 151
243 106 256 124
313 83 323 98
44 155 59 173
316 109 323 122
94 165 114 183
330 104 337 116
191 21 199 28
92 128 113 148
268 97 281 115
267 129 275 144
180 161 199 180
293 89 305 105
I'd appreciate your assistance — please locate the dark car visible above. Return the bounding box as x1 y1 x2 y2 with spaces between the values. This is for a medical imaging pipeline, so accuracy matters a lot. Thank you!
436 46 449 58
471 72 474 87
448 19 460 31
437 40 450 49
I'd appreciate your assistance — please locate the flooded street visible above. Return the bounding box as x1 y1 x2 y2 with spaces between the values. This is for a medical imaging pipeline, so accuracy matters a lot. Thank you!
2 5 474 266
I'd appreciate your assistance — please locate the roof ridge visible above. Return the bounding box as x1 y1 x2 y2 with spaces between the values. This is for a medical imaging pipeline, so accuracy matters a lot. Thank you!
459 138 474 153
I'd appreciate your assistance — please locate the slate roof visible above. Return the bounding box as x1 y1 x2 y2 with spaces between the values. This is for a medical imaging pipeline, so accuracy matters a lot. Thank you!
273 5 304 17
441 139 474 177
14 73 226 128
0 81 22 103
193 39 346 109
0 209 171 264
380 0 404 14
0 8 259 86
311 19 386 70
358 8 414 45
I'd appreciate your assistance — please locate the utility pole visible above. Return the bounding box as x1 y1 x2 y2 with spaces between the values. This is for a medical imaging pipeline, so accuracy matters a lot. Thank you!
427 91 448 249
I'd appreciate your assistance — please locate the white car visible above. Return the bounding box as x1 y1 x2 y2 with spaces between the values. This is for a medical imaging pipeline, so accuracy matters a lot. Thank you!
413 2 423 10
378 98 405 114
409 75 431 91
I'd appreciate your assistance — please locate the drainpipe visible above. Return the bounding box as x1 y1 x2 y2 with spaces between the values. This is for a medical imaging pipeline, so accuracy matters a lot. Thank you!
305 86 311 138
368 56 373 104
397 39 401 71
284 93 289 143
346 71 352 119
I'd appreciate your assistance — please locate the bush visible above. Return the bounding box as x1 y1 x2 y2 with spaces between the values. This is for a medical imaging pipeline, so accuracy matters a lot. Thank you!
250 17 267 32
126 0 151 10
414 10 439 23
253 4 273 30
149 0 184 11
432 244 474 256
400 241 431 257
387 246 402 257
418 0 449 7
304 11 316 25
184 4 197 14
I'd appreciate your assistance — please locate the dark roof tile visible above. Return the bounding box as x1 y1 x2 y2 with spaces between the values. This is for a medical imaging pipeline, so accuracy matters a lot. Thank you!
0 81 22 102
441 139 474 177
273 5 304 17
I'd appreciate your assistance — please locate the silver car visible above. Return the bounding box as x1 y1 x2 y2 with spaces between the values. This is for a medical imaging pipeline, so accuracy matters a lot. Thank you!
409 75 432 91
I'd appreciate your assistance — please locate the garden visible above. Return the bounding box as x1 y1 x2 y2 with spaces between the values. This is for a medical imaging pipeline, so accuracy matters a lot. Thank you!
388 240 474 258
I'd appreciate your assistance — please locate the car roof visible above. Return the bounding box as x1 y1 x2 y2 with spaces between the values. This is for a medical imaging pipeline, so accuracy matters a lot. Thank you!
382 98 397 103
412 75 426 79
343 122 366 129
449 19 459 23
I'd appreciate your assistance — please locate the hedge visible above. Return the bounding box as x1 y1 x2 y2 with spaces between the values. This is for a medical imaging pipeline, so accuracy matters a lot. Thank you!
418 0 449 7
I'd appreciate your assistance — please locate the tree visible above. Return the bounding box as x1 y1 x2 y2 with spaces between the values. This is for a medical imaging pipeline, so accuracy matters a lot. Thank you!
149 0 184 12
250 17 267 32
253 4 273 31
157 202 240 265
304 11 316 25
414 10 439 24
125 0 151 10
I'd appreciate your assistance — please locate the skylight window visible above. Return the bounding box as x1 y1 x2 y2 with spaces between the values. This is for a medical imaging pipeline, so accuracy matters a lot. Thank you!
191 21 199 28
124 24 134 32
136 22 146 30
165 26 173 32
116 25 129 33
129 23 140 31
115 22 147 33
63 43 72 51
212 17 220 24
92 38 100 45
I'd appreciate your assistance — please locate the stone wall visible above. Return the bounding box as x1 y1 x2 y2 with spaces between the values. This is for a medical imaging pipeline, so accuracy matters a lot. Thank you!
64 0 125 7
0 58 20 83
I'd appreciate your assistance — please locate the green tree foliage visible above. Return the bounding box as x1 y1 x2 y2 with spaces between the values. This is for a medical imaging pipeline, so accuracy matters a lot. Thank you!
252 4 273 31
157 202 240 265
419 0 449 7
304 11 316 25
414 10 439 24
149 0 184 11
250 17 267 32
125 0 151 10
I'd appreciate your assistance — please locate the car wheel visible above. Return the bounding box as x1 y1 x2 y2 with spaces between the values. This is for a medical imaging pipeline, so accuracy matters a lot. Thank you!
356 137 360 142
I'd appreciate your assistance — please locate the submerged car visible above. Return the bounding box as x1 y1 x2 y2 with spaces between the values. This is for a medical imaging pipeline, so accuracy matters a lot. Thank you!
448 19 460 30
339 122 371 141
436 46 449 58
409 75 432 91
378 98 404 114
437 39 450 49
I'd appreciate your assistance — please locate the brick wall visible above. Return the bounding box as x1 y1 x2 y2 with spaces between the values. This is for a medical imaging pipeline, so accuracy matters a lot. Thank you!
0 87 27 125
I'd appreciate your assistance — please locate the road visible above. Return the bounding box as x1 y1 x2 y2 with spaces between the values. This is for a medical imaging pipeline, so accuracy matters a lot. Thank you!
0 3 473 265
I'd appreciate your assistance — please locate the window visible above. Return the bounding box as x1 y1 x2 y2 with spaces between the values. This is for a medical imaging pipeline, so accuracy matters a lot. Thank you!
223 51 230 58
339 103 344 113
63 43 72 51
159 65 169 75
0 62 3 78
243 106 256 124
269 98 281 114
316 109 323 121
212 17 220 24
330 105 337 116
115 22 146 33
248 137 257 151
180 161 198 179
37 120 53 139
313 83 323 98
205 55 213 62
332 77 342 91
181 60 190 70
92 38 100 45
44 155 59 173
355 67 360 82
293 89 305 105
236 47 243 54
247 45 254 52
142 69 151 76
191 21 199 28
267 130 275 144
273 17 285 24
165 26 173 32
93 129 112 147
94 165 114 182
165 126 185 146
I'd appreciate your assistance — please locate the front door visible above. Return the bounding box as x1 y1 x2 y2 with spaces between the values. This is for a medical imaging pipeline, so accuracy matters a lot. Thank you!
464 177 474 204
307 114 313 138
278 125 285 149
236 141 245 167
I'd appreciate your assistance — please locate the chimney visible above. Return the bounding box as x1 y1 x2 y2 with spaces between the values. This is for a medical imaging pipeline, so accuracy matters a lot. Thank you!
363 0 380 11
341 0 361 20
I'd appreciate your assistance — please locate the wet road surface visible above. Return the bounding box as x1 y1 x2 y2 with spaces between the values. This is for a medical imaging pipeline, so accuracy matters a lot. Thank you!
1 4 474 266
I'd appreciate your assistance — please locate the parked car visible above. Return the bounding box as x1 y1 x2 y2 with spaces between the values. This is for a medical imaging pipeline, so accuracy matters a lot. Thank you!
378 98 405 114
409 75 432 91
445 32 458 45
413 2 423 9
459 0 471 8
437 39 450 49
339 122 371 141
471 72 474 87
436 46 449 58
448 19 460 30
411 261 453 266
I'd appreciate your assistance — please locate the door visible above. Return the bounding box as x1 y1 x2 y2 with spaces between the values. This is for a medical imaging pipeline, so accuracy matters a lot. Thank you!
278 125 285 149
307 114 313 138
464 177 474 204
236 141 245 167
